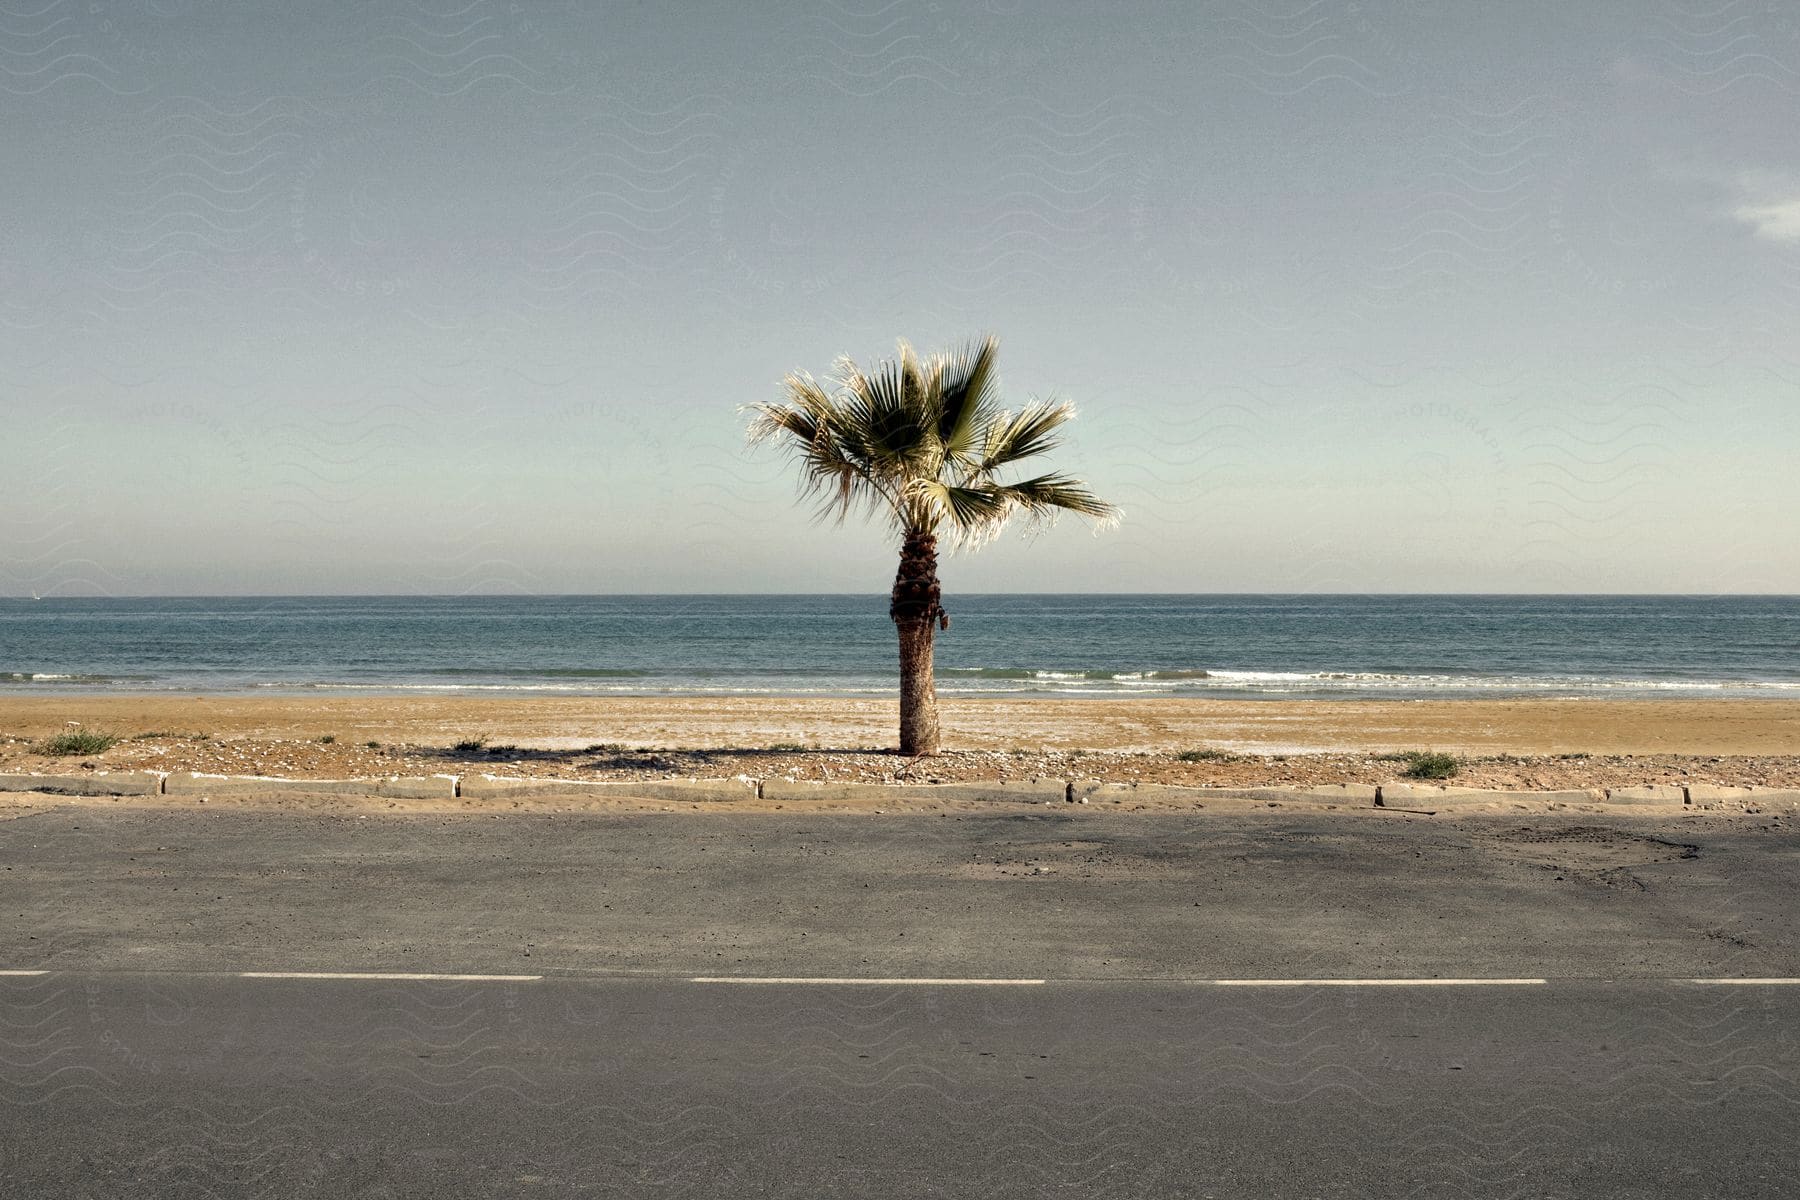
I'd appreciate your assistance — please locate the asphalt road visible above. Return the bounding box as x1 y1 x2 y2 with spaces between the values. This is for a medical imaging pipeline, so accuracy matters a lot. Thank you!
3 805 1797 1197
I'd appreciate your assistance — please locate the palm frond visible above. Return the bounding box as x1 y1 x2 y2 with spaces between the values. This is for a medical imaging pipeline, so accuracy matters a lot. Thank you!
839 346 930 477
993 472 1121 527
749 337 1119 545
745 372 828 444
935 335 1001 468
750 374 895 525
908 478 1010 542
978 399 1073 471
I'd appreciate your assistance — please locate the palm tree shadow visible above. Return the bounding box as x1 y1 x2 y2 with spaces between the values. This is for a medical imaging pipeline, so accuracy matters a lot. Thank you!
424 745 900 771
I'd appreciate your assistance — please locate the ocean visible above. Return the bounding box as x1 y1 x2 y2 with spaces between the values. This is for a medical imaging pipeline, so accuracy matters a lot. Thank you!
1 595 1797 700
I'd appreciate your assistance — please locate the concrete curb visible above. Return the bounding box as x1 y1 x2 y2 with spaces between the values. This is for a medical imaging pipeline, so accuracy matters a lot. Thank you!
1687 785 1800 810
0 771 164 797
461 775 759 803
0 772 1786 810
1071 780 1378 806
163 773 458 799
1604 785 1687 805
1378 783 1606 807
761 778 1066 804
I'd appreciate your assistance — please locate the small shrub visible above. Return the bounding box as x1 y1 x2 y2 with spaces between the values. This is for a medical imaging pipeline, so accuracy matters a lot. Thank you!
1400 751 1459 780
364 740 382 749
35 730 119 756
317 734 336 744
452 737 487 753
485 744 519 755
1176 748 1236 763
767 742 806 752
584 743 624 753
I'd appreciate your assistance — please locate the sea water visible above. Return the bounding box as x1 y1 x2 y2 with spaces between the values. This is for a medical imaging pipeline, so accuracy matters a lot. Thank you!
2 595 1797 700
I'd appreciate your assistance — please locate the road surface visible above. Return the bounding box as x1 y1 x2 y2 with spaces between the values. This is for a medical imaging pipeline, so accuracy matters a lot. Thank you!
3 804 1796 1196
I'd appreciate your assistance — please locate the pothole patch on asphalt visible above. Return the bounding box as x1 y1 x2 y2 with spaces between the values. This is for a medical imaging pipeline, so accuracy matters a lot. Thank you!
1481 825 1699 888
949 838 1184 880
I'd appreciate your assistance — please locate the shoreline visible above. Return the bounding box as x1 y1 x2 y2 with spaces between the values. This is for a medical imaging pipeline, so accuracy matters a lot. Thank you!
9 678 1800 700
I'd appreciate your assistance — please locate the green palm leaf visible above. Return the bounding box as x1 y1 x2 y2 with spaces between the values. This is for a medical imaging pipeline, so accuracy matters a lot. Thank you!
979 400 1073 471
994 472 1120 525
935 335 1002 467
749 336 1119 544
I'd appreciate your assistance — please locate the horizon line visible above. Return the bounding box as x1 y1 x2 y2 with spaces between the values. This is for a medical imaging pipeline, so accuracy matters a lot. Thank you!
7 592 1800 601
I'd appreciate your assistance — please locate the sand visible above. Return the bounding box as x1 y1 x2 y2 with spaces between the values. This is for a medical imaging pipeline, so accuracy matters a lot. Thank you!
0 694 1796 791
1 693 1796 754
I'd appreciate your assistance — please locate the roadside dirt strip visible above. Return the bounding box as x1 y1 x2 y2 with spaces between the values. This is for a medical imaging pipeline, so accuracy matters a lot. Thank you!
3 770 1799 813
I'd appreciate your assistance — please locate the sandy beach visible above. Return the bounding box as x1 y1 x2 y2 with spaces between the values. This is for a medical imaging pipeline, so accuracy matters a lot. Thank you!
2 694 1796 790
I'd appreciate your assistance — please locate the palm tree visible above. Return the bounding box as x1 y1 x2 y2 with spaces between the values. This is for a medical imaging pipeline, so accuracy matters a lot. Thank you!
748 336 1118 756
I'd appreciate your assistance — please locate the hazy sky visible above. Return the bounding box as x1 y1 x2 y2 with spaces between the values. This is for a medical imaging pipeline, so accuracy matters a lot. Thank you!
4 1 1797 595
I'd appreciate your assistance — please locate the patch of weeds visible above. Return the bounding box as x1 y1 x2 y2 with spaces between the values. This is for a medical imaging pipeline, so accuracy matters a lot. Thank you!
452 737 487 753
593 751 678 770
191 732 210 741
1176 748 1237 763
364 740 382 749
583 743 624 753
131 730 175 741
766 742 807 752
1399 751 1460 780
1558 752 1591 760
316 734 336 744
35 730 119 756
485 744 519 755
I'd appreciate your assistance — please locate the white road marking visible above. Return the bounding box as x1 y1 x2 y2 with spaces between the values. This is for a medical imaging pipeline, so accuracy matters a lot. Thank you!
1206 978 1549 987
690 977 1047 986
3 971 1794 987
239 972 542 982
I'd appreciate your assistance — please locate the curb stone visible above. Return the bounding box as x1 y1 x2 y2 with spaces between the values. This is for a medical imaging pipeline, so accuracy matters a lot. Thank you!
1688 785 1800 810
1605 785 1687 805
0 772 1780 809
461 775 758 803
1071 780 1378 806
760 778 1066 804
0 771 164 797
163 773 457 799
1377 783 1606 807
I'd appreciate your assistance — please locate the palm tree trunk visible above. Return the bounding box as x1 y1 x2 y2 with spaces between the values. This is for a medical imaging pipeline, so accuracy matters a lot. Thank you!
891 530 943 756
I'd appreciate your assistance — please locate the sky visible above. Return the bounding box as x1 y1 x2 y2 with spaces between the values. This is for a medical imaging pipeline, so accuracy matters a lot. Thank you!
3 0 1797 596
